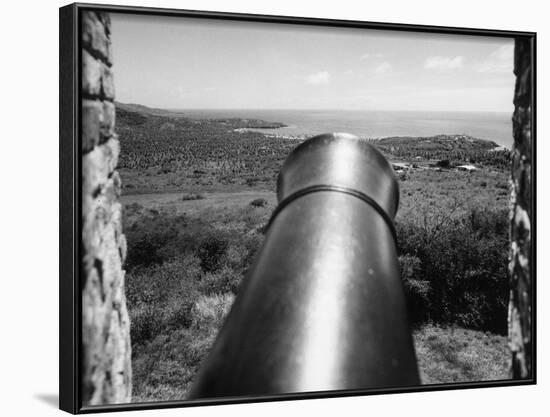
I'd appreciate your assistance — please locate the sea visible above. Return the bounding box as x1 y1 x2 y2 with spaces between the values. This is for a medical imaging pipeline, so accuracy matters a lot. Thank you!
178 109 513 149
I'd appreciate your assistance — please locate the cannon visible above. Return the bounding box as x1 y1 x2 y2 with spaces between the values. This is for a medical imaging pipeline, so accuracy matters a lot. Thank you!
188 132 419 399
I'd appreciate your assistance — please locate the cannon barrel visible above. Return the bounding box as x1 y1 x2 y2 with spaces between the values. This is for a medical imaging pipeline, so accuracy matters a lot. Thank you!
188 133 419 398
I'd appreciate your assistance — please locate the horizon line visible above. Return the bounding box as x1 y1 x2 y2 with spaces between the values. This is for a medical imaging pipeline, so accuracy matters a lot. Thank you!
117 102 513 115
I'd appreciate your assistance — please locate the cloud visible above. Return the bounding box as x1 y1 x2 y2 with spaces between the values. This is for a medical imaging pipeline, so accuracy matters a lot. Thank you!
374 61 392 74
306 71 330 85
424 55 464 70
478 44 514 73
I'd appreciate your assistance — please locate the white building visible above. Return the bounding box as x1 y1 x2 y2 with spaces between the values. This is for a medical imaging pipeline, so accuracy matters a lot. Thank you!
392 162 411 171
456 164 478 172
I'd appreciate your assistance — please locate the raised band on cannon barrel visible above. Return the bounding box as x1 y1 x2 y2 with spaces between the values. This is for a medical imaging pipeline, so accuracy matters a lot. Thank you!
189 133 420 398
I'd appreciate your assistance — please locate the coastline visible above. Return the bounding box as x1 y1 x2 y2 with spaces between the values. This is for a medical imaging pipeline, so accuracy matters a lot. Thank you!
239 127 510 151
181 108 513 149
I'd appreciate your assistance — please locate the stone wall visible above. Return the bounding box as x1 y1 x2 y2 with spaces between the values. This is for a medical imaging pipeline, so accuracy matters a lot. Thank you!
81 11 132 404
509 37 533 379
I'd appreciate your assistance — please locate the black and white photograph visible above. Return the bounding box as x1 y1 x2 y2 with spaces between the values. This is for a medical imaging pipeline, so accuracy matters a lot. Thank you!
60 3 534 412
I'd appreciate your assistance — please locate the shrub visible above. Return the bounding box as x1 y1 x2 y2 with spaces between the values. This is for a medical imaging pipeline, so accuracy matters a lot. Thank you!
436 159 451 168
124 211 187 270
127 256 202 346
245 177 258 187
197 234 229 272
125 234 167 269
250 198 268 207
131 293 236 401
199 266 243 295
124 208 239 272
241 232 263 269
396 206 508 334
399 255 431 324
181 193 204 201
130 305 165 344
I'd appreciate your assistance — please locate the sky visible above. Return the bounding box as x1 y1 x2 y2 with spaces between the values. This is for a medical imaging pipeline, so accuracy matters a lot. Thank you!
110 13 515 112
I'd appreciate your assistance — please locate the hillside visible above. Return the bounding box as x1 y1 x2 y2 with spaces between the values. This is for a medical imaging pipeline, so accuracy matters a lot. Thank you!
116 101 189 118
371 135 509 168
115 102 510 194
115 102 286 129
119 102 511 399
375 134 499 153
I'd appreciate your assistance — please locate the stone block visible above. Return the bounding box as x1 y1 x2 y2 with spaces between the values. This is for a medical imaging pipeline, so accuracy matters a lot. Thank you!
82 49 102 97
82 99 103 153
111 170 122 198
82 145 109 197
101 64 116 100
82 11 111 65
103 137 120 174
100 101 116 141
96 12 112 34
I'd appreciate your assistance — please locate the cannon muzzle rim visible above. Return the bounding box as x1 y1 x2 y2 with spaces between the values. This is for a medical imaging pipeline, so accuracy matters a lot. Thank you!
276 132 400 218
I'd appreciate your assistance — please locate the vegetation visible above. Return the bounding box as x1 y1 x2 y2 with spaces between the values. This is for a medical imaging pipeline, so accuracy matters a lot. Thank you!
371 135 511 170
250 198 268 207
181 193 204 201
396 170 509 334
118 102 512 401
414 324 510 384
117 102 510 194
124 202 267 401
116 103 299 194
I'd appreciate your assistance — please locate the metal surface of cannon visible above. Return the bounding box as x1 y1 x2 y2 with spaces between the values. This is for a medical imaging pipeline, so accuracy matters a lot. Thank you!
189 132 420 399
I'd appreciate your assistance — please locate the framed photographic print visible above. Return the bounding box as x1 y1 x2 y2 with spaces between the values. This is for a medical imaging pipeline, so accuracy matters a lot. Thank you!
59 2 536 413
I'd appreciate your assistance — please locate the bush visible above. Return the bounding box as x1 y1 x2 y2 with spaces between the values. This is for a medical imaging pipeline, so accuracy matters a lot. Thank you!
127 257 202 346
181 193 204 201
124 211 187 270
197 234 229 272
436 159 451 168
396 206 508 334
130 305 165 344
131 293 236 401
199 266 243 295
124 208 238 272
250 198 268 207
125 234 167 269
399 255 431 324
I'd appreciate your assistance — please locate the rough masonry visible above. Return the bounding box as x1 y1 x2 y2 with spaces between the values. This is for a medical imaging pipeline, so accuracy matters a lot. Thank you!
81 11 132 404
509 37 533 379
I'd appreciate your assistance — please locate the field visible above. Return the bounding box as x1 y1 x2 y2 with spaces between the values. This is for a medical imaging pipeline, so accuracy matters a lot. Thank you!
116 102 513 402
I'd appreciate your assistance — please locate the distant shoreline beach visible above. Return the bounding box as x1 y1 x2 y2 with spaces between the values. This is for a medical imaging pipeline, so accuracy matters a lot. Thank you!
180 108 513 149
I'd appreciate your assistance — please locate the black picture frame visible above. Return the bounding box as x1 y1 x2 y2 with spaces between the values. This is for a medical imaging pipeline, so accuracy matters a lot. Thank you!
59 2 536 414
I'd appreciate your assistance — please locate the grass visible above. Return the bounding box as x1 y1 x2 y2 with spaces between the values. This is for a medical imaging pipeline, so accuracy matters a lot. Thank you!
131 311 511 402
414 324 510 384
124 202 267 401
397 169 509 224
131 293 234 402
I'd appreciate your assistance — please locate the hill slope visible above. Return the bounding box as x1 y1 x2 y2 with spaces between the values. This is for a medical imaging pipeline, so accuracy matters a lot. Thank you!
374 134 499 154
115 102 511 193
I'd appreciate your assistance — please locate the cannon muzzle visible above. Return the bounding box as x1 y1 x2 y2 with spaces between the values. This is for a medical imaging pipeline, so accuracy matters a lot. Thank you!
188 133 419 398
